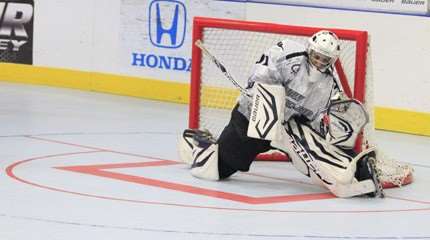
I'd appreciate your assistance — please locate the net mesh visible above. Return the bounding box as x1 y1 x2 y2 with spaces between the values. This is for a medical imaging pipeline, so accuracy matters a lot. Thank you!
199 28 357 138
193 22 413 188
361 46 414 188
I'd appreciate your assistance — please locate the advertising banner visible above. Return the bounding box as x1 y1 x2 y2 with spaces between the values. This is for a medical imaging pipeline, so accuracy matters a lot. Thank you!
120 0 245 83
259 0 429 15
0 0 34 64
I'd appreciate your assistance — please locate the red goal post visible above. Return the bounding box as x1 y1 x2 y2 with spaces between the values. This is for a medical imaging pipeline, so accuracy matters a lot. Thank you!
189 16 368 149
187 17 413 188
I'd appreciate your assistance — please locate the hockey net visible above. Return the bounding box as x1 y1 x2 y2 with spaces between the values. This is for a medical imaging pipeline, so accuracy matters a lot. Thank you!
189 17 413 188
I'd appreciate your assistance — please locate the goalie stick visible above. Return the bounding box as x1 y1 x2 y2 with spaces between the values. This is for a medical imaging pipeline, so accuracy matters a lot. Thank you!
195 40 251 97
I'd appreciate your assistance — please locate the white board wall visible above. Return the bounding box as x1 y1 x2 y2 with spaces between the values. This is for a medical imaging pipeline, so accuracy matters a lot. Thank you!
246 3 430 112
30 0 430 113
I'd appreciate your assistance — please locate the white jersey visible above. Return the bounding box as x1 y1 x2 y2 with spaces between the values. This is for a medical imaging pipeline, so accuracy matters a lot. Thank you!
238 39 341 123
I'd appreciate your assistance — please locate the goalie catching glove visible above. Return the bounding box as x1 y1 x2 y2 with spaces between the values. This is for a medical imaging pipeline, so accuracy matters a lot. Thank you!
325 99 369 149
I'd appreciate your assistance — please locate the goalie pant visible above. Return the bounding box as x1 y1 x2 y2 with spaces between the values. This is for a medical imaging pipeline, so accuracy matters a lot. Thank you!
211 105 377 197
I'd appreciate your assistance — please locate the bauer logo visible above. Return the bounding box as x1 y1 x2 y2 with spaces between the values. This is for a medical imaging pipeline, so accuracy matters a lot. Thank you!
148 0 186 49
0 0 34 64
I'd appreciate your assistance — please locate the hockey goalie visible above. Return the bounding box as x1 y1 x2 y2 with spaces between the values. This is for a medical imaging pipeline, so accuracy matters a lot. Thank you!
178 30 410 198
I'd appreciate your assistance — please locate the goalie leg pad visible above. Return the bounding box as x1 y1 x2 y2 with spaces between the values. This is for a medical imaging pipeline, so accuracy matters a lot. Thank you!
325 148 384 198
329 180 376 198
190 143 220 181
178 129 197 166
178 129 217 166
353 148 385 198
272 118 355 185
272 118 382 198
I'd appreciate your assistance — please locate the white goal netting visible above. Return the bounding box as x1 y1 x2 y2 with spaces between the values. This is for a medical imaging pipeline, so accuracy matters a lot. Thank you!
198 28 358 138
190 18 413 188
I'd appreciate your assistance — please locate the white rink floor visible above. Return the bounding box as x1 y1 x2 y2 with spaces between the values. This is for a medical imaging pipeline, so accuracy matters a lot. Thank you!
1 82 429 240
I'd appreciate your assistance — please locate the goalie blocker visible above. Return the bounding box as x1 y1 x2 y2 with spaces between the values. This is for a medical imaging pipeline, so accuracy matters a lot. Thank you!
247 83 285 141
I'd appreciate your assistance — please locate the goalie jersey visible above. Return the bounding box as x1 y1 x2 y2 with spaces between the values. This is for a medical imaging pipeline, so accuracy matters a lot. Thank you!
237 39 341 123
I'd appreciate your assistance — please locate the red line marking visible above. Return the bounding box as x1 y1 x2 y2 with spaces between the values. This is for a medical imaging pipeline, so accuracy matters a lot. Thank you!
26 136 335 203
57 161 335 204
13 136 430 210
24 136 337 203
26 136 107 151
25 136 163 159
244 172 317 186
6 151 102 169
5 151 430 213
56 160 178 171
388 196 430 205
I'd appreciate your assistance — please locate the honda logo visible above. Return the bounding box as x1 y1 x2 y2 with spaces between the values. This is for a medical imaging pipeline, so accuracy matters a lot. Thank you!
148 0 186 49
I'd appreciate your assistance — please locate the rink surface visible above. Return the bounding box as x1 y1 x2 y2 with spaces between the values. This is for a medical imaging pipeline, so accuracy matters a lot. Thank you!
1 82 429 240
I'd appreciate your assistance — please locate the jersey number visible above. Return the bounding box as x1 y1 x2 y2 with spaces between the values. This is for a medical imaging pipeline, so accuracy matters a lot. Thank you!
256 54 269 66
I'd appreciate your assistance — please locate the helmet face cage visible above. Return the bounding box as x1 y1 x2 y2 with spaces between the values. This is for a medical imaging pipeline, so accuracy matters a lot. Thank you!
308 50 332 70
308 30 341 70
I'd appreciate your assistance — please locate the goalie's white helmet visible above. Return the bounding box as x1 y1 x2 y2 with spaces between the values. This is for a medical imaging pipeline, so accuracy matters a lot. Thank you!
307 30 341 70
